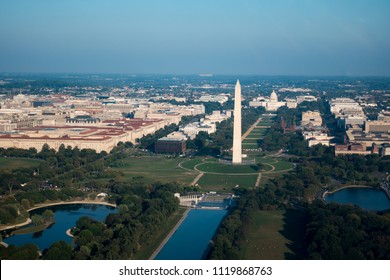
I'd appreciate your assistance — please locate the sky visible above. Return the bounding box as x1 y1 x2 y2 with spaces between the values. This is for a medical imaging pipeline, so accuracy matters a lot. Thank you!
0 0 390 76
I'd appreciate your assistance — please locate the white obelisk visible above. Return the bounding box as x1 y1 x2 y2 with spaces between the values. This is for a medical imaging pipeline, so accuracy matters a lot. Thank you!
232 80 242 164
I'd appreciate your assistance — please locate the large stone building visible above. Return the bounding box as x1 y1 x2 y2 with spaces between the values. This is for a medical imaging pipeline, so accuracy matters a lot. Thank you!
0 118 170 153
301 111 322 127
195 94 229 104
296 95 317 104
249 90 289 111
0 126 126 152
155 137 186 154
249 90 311 111
364 120 390 133
329 98 366 128
303 131 333 147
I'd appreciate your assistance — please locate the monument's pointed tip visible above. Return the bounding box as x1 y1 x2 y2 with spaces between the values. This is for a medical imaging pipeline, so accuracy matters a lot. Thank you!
236 79 240 85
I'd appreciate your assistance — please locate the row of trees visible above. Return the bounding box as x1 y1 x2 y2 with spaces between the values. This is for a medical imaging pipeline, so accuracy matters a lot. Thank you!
0 143 131 225
305 202 390 259
0 144 110 195
208 188 283 259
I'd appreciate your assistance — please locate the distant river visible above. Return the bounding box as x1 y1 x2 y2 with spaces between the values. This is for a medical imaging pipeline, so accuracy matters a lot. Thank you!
325 187 390 211
4 204 116 250
155 209 227 260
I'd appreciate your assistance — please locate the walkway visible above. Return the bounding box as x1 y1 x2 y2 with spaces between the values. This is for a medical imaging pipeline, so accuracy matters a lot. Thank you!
255 173 262 188
0 218 31 231
148 208 190 260
191 172 204 186
241 117 262 141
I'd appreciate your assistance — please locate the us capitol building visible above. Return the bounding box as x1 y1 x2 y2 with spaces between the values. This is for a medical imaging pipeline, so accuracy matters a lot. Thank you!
249 90 296 111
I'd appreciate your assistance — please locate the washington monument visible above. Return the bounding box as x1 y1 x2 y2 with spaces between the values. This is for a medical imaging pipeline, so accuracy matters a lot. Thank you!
232 80 242 164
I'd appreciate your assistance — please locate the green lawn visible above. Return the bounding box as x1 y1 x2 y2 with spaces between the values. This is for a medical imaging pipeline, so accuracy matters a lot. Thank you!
248 131 268 137
255 157 277 164
197 174 258 191
0 157 42 171
268 161 295 172
195 162 260 174
112 156 197 185
250 128 268 132
242 143 259 149
179 158 204 170
239 210 306 260
242 139 259 143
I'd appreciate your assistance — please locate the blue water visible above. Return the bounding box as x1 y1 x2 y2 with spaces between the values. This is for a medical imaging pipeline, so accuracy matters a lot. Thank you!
325 187 390 211
4 204 116 250
155 209 227 260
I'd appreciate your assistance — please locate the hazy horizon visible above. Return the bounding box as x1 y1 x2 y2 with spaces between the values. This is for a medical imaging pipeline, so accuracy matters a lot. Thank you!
1 0 390 76
2 72 390 78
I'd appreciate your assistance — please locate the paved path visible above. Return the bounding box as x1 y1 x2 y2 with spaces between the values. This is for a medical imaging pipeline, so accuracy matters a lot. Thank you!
148 208 190 260
255 173 262 188
241 117 262 141
0 218 31 231
191 172 204 185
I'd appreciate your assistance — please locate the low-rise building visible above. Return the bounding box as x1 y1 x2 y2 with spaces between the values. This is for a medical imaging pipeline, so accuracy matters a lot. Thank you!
303 131 333 147
155 137 186 154
365 120 390 133
196 94 229 104
301 111 322 127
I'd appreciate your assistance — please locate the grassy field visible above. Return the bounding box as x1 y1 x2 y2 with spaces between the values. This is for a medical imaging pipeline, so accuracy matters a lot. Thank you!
255 157 277 163
106 114 288 190
242 143 259 149
112 156 197 185
242 139 259 143
197 174 258 191
179 158 204 170
268 161 295 172
239 210 306 260
0 157 42 171
195 162 262 174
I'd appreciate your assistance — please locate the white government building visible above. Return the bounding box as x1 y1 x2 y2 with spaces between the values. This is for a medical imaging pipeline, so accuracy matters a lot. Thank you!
249 90 313 111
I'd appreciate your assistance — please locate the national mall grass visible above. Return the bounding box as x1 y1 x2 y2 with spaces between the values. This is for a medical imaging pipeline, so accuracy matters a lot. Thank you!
112 156 197 185
239 210 306 260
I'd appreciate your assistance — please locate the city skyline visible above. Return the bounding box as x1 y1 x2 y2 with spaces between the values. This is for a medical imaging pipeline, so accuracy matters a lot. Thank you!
1 0 390 76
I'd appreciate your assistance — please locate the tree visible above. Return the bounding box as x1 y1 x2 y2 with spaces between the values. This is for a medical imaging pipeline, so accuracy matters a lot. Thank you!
31 214 44 226
42 209 54 223
21 199 30 209
0 244 39 260
42 241 72 260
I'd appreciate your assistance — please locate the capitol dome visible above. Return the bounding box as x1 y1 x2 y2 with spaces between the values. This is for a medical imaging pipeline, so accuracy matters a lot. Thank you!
270 90 278 102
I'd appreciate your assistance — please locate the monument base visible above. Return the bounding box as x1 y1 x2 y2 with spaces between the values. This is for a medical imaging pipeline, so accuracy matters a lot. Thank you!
218 158 256 165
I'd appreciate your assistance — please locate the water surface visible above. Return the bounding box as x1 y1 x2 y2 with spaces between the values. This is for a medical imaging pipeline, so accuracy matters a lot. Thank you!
155 209 227 260
4 204 116 250
325 187 390 211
